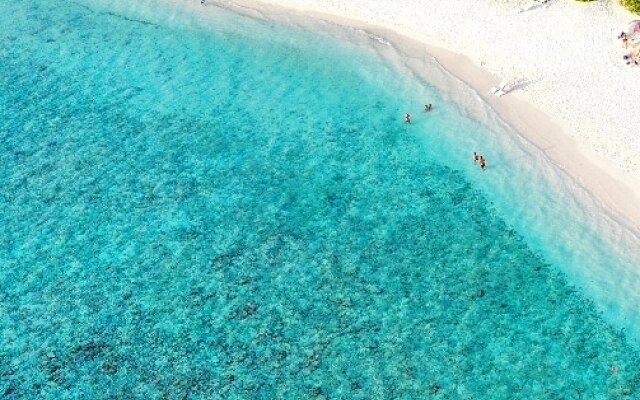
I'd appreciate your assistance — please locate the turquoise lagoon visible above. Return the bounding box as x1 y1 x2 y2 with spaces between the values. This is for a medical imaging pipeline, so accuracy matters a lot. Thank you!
2 0 640 398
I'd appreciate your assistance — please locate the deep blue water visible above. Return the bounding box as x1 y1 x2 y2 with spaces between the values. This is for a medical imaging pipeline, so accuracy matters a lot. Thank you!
1 1 640 398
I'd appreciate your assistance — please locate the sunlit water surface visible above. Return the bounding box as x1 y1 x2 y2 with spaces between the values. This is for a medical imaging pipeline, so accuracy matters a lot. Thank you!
1 1 640 398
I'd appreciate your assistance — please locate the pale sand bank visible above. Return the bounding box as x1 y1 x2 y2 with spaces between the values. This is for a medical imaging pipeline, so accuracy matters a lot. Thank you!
214 0 640 236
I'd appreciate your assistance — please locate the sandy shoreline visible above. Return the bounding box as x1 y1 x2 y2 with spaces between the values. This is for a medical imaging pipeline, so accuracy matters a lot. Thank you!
213 0 640 236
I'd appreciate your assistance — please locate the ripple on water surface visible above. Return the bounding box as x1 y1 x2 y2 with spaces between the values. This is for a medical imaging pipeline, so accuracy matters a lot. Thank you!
1 1 639 399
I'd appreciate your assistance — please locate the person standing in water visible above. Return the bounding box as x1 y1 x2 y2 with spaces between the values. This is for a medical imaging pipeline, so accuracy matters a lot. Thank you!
405 113 412 123
424 104 432 112
479 156 487 169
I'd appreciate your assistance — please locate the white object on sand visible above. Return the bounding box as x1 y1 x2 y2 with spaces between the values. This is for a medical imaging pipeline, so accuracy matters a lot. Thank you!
516 0 550 14
490 80 513 96
494 83 513 97
490 80 508 94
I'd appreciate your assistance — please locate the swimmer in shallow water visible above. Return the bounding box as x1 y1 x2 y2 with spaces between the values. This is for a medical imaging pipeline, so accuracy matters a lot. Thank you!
479 156 487 169
404 113 412 123
424 103 432 112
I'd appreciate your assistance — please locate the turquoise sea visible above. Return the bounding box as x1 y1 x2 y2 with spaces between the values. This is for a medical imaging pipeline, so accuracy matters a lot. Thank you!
2 0 640 398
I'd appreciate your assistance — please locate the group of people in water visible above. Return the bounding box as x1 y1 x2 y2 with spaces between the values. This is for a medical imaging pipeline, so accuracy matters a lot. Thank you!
404 103 432 124
473 152 488 169
405 103 488 170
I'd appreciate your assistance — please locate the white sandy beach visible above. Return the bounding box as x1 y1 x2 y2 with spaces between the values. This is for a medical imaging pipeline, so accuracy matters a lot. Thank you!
213 0 640 233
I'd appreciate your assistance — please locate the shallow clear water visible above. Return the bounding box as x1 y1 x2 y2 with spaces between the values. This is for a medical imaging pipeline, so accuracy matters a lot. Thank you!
2 0 640 398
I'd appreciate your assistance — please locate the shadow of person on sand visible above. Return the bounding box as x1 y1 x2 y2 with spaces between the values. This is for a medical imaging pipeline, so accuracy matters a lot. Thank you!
490 78 538 97
509 78 539 92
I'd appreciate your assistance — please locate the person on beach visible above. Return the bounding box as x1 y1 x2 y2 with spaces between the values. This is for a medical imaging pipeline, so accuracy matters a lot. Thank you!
201 0 206 5
623 46 640 65
405 113 412 123
619 31 628 48
424 104 432 112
